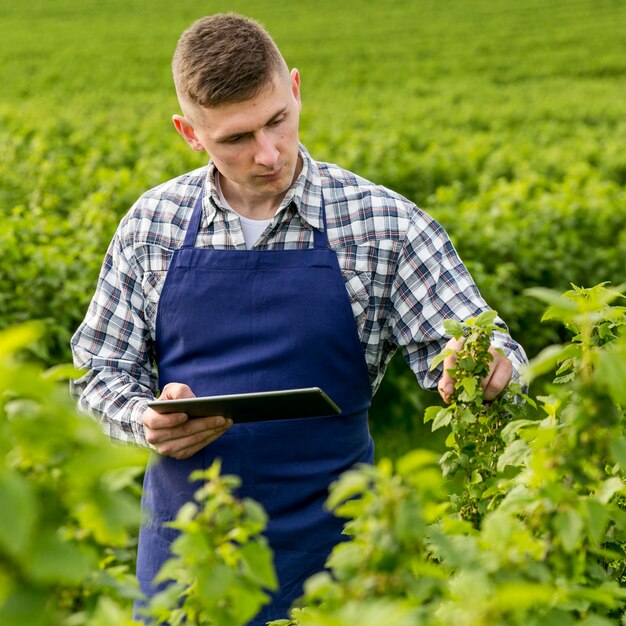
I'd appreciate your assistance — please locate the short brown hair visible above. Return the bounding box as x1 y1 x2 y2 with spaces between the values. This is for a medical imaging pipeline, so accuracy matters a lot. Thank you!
172 13 287 108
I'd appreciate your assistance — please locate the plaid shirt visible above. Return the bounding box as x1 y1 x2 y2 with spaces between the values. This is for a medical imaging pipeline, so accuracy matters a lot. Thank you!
71 144 527 446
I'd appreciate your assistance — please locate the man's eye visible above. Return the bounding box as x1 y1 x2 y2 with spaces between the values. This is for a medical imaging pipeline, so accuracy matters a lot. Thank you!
269 117 285 127
226 135 243 144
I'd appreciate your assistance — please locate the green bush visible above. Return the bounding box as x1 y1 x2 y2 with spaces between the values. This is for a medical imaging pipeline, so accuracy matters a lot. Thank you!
269 284 626 625
3 286 626 625
142 462 277 626
0 324 147 625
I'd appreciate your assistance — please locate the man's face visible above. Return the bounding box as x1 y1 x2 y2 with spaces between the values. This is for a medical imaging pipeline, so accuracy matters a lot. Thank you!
175 69 302 210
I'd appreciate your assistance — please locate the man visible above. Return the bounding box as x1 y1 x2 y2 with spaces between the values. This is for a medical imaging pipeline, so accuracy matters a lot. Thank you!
71 13 527 625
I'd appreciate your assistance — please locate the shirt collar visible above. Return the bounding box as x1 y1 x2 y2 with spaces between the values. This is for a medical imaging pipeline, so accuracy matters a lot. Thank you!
203 144 324 232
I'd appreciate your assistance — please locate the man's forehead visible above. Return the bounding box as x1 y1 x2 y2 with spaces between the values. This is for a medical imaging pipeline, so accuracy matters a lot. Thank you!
190 75 290 134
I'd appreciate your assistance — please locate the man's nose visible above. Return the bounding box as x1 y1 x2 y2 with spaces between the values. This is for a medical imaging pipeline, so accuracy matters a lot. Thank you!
254 132 279 167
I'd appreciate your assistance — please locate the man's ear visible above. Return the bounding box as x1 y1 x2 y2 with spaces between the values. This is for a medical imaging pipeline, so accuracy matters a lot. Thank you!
290 68 301 111
172 115 205 152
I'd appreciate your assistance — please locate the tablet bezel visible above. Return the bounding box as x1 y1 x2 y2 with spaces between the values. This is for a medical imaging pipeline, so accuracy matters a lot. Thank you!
146 386 341 423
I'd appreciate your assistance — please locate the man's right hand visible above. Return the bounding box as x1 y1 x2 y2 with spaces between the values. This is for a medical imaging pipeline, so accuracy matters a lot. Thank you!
142 382 233 459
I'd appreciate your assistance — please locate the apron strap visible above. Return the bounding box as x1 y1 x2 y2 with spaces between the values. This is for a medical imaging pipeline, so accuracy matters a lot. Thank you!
182 188 205 248
312 192 328 249
182 185 329 249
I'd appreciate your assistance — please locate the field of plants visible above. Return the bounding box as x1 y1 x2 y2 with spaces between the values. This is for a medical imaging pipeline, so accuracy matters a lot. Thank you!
2 0 626 623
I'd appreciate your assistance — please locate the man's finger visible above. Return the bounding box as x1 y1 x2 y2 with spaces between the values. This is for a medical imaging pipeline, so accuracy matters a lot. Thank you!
438 337 463 404
169 428 231 460
145 414 230 444
143 382 197 429
142 408 188 430
160 382 195 400
150 421 233 458
481 349 512 401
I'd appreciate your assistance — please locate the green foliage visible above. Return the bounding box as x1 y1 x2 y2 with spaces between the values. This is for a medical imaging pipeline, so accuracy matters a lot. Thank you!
271 284 626 625
0 109 194 364
0 324 148 625
425 311 532 526
434 164 626 359
142 460 277 626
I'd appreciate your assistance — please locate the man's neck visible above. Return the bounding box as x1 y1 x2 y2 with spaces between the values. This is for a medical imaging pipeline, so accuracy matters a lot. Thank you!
220 180 283 220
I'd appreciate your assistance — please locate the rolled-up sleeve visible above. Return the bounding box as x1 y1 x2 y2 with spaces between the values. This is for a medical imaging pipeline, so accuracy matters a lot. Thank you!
70 220 156 447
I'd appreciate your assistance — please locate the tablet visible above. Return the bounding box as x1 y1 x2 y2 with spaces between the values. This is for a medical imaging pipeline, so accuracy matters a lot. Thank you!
146 387 341 423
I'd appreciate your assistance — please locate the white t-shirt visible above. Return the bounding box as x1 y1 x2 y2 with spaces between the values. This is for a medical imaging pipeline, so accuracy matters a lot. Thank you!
215 173 272 250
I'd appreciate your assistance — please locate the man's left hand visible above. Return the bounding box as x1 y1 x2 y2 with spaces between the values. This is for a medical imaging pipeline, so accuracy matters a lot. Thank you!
437 337 513 404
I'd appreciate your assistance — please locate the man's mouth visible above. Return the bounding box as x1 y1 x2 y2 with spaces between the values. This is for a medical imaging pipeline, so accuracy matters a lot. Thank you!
257 167 283 180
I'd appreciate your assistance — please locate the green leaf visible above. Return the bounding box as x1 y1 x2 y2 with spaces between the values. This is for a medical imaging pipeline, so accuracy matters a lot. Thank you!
0 472 36 557
597 341 626 405
584 499 609 545
431 407 454 431
500 419 537 445
439 450 458 477
0 323 44 358
395 499 426 541
497 440 529 472
524 287 579 319
429 348 453 372
576 616 616 626
494 582 555 609
194 563 233 601
239 542 278 591
427 526 478 569
29 531 93 584
458 355 476 372
41 363 86 381
458 406 477 424
88 596 135 626
553 508 583 553
396 449 440 476
525 608 576 626
460 377 478 399
523 344 565 382
302 570 336 601
326 541 362 578
242 498 269 530
443 319 464 338
74 488 142 545
0 587 48 626
424 405 442 423
596 477 623 504
475 310 498 328
610 438 626 474
326 470 369 511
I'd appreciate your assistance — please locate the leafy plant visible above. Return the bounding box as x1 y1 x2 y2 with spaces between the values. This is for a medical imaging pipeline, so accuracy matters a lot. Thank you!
142 460 278 626
424 310 532 525
0 324 148 625
269 450 449 626
271 285 626 625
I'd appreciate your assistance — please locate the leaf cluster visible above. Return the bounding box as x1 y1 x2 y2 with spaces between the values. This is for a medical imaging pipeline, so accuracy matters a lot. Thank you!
273 284 626 626
0 324 148 625
142 461 278 626
422 311 529 526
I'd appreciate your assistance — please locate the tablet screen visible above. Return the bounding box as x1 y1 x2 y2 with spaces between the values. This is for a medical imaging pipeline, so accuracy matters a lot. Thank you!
146 387 341 423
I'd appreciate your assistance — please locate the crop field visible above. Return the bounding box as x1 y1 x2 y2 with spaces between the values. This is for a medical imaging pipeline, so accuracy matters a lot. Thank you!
2 0 626 454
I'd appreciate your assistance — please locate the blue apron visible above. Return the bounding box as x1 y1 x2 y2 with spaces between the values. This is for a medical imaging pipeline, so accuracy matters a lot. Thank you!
136 186 373 624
